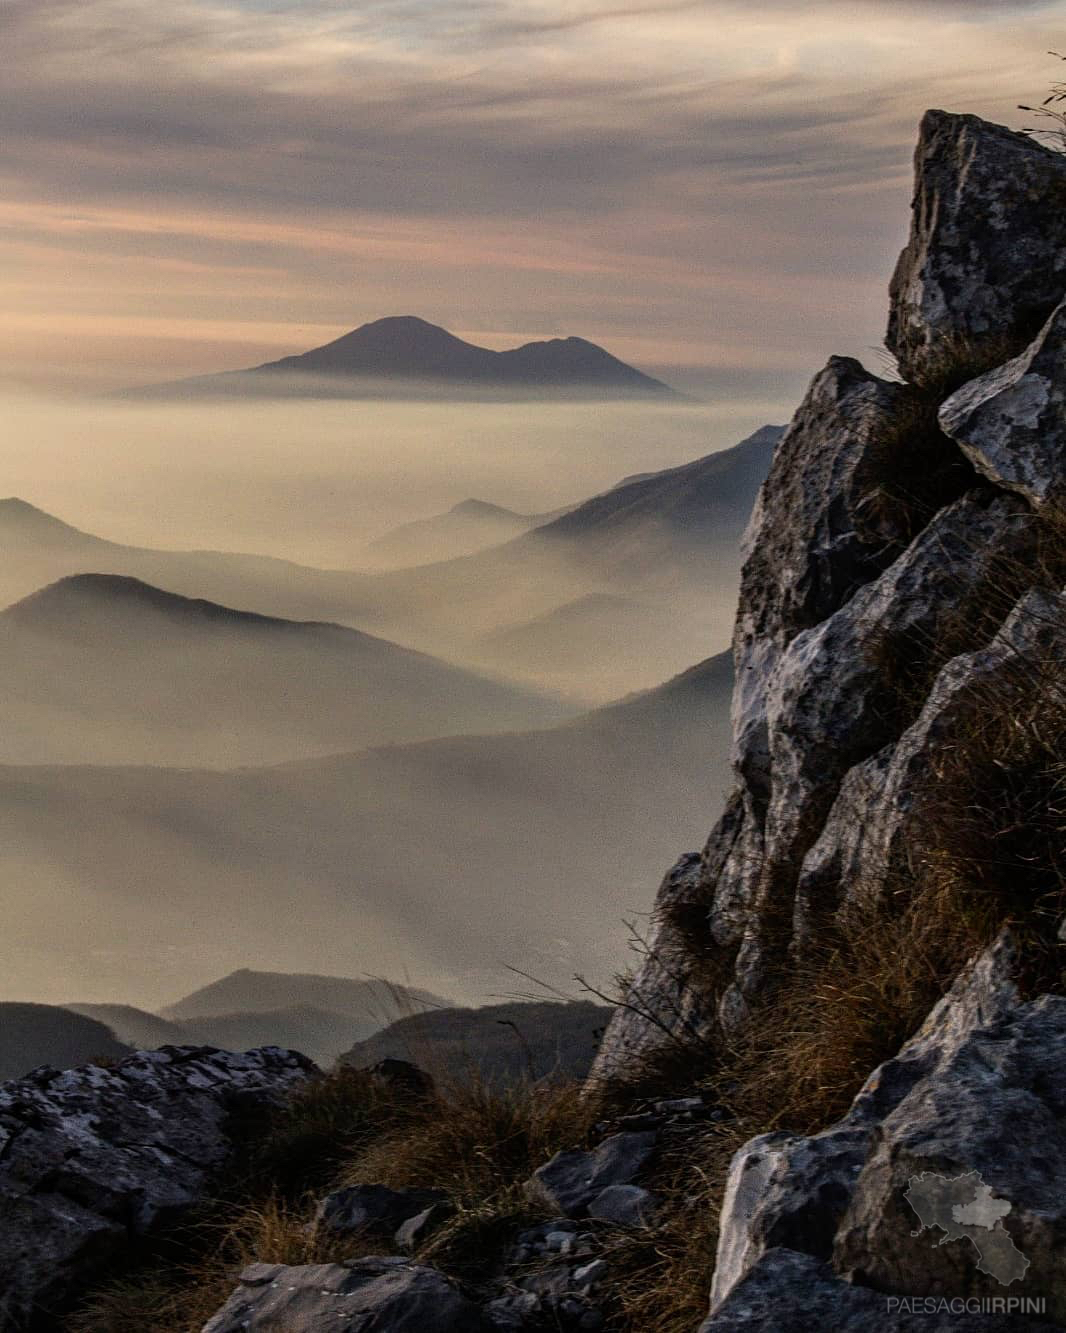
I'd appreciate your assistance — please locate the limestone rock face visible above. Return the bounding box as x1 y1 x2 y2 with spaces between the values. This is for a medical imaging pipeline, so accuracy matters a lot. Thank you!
940 299 1066 507
732 356 909 800
705 937 1066 1326
887 110 1066 387
0 1045 315 1327
201 1257 486 1333
589 106 1066 1329
592 108 1066 1089
797 587 1066 929
736 488 1034 995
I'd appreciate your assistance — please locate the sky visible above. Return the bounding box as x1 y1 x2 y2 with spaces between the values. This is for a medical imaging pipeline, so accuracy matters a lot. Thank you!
1 0 1063 395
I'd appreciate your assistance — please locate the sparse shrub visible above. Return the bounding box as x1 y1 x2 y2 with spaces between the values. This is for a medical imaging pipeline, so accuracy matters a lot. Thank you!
342 1070 594 1283
1019 52 1066 151
853 385 977 547
906 326 1038 398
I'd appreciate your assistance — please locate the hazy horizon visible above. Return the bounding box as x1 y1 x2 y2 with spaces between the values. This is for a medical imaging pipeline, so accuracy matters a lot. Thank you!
2 2 1061 401
1 390 783 565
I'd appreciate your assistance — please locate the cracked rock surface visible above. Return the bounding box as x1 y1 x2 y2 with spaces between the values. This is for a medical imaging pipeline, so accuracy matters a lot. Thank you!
0 1045 314 1327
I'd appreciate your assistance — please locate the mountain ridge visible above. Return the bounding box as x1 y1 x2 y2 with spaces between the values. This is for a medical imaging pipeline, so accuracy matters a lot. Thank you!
130 315 677 400
0 572 569 767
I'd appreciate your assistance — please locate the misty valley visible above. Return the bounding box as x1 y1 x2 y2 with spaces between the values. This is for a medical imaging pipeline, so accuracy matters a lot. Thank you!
0 320 779 1080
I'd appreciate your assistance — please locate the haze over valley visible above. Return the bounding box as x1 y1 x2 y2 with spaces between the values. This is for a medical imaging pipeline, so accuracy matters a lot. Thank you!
1 0 1050 1092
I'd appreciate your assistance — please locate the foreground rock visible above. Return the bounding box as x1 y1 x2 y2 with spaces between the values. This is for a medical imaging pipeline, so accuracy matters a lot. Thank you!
701 1247 1058 1332
202 1257 485 1332
0 1045 314 1327
940 298 1066 508
704 937 1066 1326
887 110 1066 387
528 1130 657 1217
316 1183 448 1237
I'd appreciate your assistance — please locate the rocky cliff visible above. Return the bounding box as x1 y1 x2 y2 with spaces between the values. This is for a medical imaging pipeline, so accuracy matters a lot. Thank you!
590 109 1066 1326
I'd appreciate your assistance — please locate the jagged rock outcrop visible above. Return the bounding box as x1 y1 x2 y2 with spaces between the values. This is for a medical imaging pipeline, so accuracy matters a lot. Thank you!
887 110 1066 387
702 936 1066 1328
940 298 1066 508
591 105 1066 1329
0 1045 314 1327
798 585 1066 927
594 105 1066 1077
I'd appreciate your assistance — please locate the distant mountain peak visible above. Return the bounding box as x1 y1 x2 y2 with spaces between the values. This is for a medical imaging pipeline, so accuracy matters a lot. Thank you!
3 573 300 634
132 317 677 399
0 498 89 534
448 499 524 520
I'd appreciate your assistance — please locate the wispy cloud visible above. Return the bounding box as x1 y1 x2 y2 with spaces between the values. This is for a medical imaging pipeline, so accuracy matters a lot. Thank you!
0 0 1060 388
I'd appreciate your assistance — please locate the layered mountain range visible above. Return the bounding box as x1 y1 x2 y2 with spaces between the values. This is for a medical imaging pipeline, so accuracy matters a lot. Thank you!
0 423 779 702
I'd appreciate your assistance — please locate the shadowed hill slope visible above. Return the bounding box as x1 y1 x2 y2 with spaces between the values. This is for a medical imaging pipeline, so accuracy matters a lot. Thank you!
0 653 734 1005
342 1000 614 1085
0 574 567 766
161 970 444 1026
0 1004 131 1082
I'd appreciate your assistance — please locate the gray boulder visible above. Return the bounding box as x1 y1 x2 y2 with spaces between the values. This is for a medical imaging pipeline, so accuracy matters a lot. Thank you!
940 298 1066 508
708 1125 869 1311
706 936 1066 1323
833 988 1066 1317
887 110 1066 387
201 1257 485 1332
0 1045 315 1328
315 1183 447 1237
700 1247 1056 1332
798 587 1066 928
528 1130 657 1217
586 1183 659 1228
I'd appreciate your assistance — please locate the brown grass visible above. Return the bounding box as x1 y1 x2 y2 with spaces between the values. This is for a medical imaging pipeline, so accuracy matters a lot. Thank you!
67 1196 364 1333
853 386 977 550
906 326 1038 399
65 1066 595 1330
64 501 1066 1332
342 1071 596 1283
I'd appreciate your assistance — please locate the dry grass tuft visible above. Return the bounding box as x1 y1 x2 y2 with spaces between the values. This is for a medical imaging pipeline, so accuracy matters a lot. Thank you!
907 327 1038 399
67 1196 361 1333
342 1071 595 1282
343 1072 594 1203
853 386 977 549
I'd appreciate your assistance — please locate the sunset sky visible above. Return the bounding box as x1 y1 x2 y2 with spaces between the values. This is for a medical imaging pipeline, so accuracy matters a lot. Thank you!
2 0 1062 393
